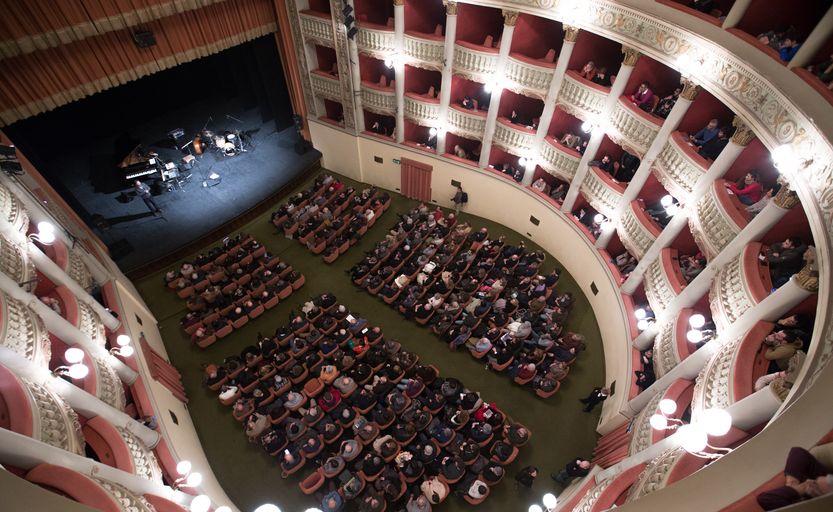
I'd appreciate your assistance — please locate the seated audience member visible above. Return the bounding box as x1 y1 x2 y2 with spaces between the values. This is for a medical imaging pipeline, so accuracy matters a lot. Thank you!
766 237 808 287
453 144 470 160
532 177 551 194
725 171 763 205
421 476 449 504
680 252 707 282
322 490 344 512
510 109 534 128
697 127 729 160
757 447 832 510
689 119 719 146
654 87 680 118
579 60 596 81
552 457 592 484
778 36 802 62
591 67 612 87
550 183 567 202
629 81 654 111
461 95 476 109
613 253 637 276
407 494 431 512
809 53 833 89
690 0 715 14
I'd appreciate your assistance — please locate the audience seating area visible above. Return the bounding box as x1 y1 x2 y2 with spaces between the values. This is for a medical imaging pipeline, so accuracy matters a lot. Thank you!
270 173 392 264
203 294 531 511
165 233 306 349
349 205 584 398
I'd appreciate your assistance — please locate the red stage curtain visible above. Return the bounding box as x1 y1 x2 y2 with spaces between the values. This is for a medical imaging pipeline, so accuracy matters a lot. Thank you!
400 158 433 202
0 0 277 125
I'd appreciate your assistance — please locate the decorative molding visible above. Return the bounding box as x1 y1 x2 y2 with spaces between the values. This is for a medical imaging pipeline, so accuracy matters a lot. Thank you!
540 138 580 182
730 116 755 146
393 0 405 5
794 246 819 292
679 78 700 101
493 122 536 157
0 292 51 368
116 427 163 483
581 167 624 218
360 86 397 116
23 378 85 455
93 355 127 411
93 477 156 512
617 202 658 260
556 72 607 122
691 335 743 416
709 252 755 331
563 24 580 42
690 183 743 260
502 10 520 26
573 476 612 512
403 35 445 70
298 11 336 48
626 448 686 502
607 98 662 158
0 234 36 293
446 108 487 140
445 1 458 16
651 135 707 203
772 181 800 209
0 182 30 233
621 45 642 66
644 257 678 315
504 56 554 99
404 96 441 127
652 316 679 378
77 301 106 347
453 44 500 81
629 391 664 456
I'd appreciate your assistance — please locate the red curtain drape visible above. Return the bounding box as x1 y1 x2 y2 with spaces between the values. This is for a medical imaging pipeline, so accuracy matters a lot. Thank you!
140 337 188 403
400 158 433 202
0 0 277 125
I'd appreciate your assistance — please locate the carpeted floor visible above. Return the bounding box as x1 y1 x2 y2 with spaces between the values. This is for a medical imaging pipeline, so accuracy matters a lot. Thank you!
134 169 605 512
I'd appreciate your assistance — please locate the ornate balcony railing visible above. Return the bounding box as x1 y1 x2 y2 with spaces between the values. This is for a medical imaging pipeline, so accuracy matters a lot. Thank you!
0 182 30 233
709 242 772 331
403 32 444 70
644 247 687 316
652 309 700 378
452 42 499 81
556 70 608 122
580 165 626 218
504 54 555 99
617 200 663 260
404 93 440 126
310 70 342 102
652 132 710 202
446 105 487 140
360 82 396 116
626 448 692 502
0 292 51 368
492 118 536 156
0 233 36 292
540 136 581 182
356 24 395 58
607 97 663 158
690 179 750 260
298 10 334 47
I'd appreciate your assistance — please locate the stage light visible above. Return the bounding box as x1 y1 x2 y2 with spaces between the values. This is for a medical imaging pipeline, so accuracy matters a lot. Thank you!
677 424 708 453
660 195 673 207
116 334 131 346
689 314 706 329
649 413 668 430
209 172 220 180
686 329 703 343
593 213 604 223
700 408 732 436
67 363 89 380
176 460 192 476
189 495 211 512
634 308 646 320
659 398 678 415
64 347 85 364
253 505 281 512
543 493 558 509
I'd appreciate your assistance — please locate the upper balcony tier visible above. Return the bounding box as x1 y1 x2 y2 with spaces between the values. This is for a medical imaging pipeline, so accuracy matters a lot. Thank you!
356 22 395 58
404 92 440 127
617 199 663 261
710 242 773 332
298 9 334 47
643 247 687 316
310 69 342 103
360 81 396 116
540 136 581 182
446 104 487 140
652 309 700 378
452 41 499 82
504 53 556 100
607 97 663 159
690 179 750 261
556 70 609 122
580 165 626 218
403 31 445 71
652 132 711 203
492 117 536 157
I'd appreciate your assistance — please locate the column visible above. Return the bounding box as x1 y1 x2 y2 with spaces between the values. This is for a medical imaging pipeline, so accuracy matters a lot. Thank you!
789 5 833 68
435 1 458 155
721 0 753 29
478 10 519 168
561 46 641 212
621 213 688 294
393 0 406 142
529 25 579 178
595 79 700 249
344 0 365 131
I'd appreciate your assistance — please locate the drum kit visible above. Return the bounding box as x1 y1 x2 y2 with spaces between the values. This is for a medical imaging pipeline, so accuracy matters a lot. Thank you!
193 129 247 157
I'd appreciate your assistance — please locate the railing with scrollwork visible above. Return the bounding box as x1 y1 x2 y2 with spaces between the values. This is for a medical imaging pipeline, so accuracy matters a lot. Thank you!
617 200 663 260
403 32 444 70
310 70 342 102
492 118 536 156
652 132 710 203
404 93 440 126
504 54 555 99
446 105 487 140
581 165 626 218
652 309 699 378
643 248 687 315
539 136 581 182
452 42 499 81
298 10 334 46
690 179 749 260
607 97 663 158
709 242 772 331
360 82 396 116
556 70 609 122
356 24 395 57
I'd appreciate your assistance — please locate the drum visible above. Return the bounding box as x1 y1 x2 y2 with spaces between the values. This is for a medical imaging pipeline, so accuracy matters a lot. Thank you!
226 133 237 142
223 142 236 156
214 135 226 148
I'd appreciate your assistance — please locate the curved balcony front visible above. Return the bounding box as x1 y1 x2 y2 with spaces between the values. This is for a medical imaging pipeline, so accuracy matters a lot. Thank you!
0 182 30 234
581 165 626 218
446 104 487 140
0 233 36 292
617 200 663 260
403 31 445 71
629 379 696 456
644 247 687 316
626 448 708 503
403 93 440 127
652 132 711 203
0 291 51 368
82 416 163 482
652 309 700 378
310 69 342 102
356 23 395 58
492 117 536 156
607 97 663 159
710 242 772 331
504 53 556 100
691 320 774 416
556 70 609 122
452 41 499 82
360 81 396 116
690 179 750 261
298 10 334 47
540 136 581 182
40 239 95 293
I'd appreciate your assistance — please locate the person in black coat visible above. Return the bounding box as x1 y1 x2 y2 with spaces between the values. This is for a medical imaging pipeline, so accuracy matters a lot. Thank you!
579 386 609 412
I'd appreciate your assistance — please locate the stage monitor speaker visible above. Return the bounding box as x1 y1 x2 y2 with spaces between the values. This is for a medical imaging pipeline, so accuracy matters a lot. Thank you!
133 30 156 48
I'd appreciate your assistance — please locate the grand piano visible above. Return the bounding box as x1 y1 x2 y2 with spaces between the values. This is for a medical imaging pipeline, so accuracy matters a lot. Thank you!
118 145 161 180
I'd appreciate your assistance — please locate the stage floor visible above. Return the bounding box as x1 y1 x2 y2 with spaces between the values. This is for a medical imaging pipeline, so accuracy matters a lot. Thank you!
37 97 320 272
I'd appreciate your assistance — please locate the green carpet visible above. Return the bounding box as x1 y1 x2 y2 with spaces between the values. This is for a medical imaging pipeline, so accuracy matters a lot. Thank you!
134 169 605 512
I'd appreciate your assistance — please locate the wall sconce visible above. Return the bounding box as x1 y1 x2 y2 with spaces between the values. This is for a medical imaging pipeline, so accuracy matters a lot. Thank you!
110 334 134 357
189 495 211 512
29 221 56 245
253 505 282 512
651 403 734 459
55 347 89 379
543 492 558 511
173 460 203 490
771 145 813 177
